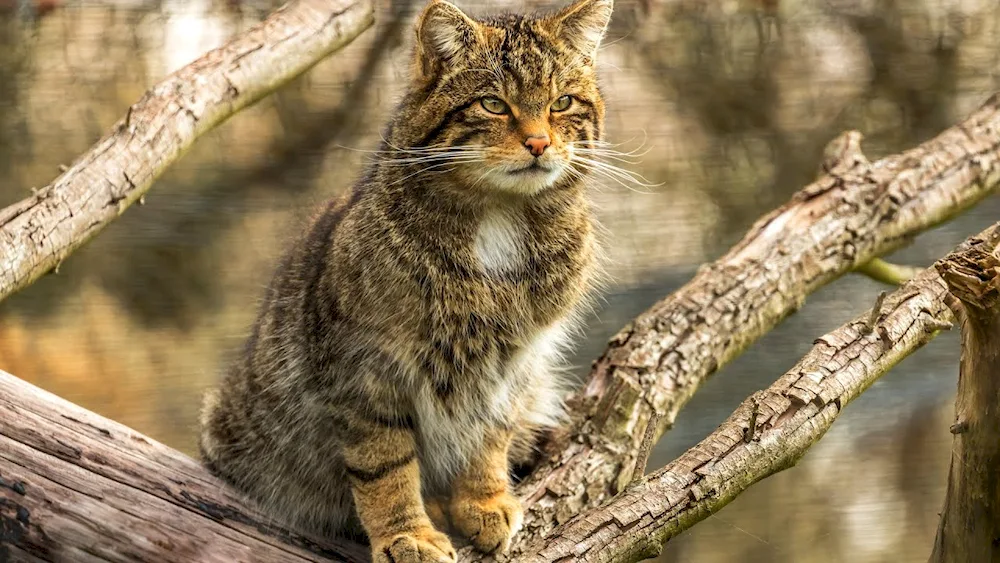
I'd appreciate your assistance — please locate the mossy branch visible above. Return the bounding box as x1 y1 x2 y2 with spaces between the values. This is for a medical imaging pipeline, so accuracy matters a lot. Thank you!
855 257 925 285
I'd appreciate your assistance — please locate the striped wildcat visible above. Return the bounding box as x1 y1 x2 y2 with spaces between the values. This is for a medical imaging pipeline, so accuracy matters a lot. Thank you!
200 1 614 561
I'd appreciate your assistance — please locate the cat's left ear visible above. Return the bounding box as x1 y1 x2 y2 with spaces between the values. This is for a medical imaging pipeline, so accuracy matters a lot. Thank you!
543 0 613 64
415 0 484 82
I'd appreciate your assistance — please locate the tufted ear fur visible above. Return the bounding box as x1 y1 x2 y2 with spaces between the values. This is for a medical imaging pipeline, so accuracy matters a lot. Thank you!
543 0 613 63
414 0 484 81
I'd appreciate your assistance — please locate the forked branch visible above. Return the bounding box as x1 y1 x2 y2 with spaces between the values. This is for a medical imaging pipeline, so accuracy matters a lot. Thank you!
518 224 1000 563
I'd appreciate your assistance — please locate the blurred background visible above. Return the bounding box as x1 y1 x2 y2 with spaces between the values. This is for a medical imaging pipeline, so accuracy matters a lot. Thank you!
1 0 999 561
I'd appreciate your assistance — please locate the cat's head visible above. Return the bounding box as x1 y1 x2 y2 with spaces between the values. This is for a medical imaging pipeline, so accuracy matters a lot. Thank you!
398 0 613 196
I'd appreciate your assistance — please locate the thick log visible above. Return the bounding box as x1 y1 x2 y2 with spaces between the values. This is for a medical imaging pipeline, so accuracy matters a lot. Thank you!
490 95 1000 558
929 231 1000 562
516 224 1000 563
0 369 369 563
0 0 375 303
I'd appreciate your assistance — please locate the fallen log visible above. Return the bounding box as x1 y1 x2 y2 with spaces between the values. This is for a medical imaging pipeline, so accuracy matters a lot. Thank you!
0 0 375 303
929 230 1000 562
0 369 369 563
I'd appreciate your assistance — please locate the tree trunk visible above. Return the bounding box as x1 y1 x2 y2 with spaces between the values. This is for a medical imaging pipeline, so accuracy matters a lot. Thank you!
929 232 1000 563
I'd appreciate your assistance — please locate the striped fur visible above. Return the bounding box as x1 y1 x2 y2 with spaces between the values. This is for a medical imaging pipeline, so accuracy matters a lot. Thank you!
199 1 612 561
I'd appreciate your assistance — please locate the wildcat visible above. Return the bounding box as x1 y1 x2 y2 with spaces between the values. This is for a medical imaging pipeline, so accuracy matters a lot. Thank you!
199 0 612 561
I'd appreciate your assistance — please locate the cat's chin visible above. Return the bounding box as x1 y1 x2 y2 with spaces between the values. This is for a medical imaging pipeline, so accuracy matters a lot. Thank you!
472 163 567 196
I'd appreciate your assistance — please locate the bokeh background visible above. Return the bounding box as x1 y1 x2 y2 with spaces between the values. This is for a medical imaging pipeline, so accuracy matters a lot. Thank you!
1 0 1000 561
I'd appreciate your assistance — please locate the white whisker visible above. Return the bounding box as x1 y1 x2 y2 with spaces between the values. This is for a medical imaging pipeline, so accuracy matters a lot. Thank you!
389 160 476 186
575 156 661 187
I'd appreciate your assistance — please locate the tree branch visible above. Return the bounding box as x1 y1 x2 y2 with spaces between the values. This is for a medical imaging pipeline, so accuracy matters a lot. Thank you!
484 94 1000 560
517 224 1000 563
0 0 375 303
855 257 924 285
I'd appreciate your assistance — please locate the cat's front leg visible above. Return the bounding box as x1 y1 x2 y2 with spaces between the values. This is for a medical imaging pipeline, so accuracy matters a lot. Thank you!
449 428 524 554
344 419 456 563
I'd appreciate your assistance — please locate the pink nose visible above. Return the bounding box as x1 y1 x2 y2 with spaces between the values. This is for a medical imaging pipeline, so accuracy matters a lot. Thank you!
524 135 550 157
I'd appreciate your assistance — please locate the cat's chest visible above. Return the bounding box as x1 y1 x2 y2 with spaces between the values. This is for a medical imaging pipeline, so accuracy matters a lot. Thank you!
457 205 590 331
473 208 528 276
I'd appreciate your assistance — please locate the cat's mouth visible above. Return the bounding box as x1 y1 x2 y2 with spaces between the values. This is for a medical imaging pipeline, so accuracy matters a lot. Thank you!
508 162 551 175
472 160 565 194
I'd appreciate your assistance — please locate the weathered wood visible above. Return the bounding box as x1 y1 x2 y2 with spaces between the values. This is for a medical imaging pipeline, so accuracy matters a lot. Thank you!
929 230 1000 563
487 94 1000 559
0 369 370 563
0 0 375 304
515 224 1000 563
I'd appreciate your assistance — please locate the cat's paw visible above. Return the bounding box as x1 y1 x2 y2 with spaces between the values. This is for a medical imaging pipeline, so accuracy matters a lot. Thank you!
450 491 523 554
372 527 456 563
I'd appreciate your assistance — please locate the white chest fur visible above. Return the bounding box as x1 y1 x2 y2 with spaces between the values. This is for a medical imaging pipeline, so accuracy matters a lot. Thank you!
474 208 526 275
415 318 576 488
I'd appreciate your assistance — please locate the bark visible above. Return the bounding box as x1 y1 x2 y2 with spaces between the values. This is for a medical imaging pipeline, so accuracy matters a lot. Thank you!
929 230 1000 563
0 369 370 563
0 0 375 303
488 95 1000 559
516 224 1000 563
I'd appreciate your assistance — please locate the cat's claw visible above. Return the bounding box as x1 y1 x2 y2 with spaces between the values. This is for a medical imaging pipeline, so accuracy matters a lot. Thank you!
450 492 523 554
373 528 457 563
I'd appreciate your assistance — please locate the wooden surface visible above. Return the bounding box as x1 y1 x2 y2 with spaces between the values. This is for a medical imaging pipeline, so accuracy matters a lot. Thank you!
930 229 1000 563
0 0 375 560
0 0 374 303
0 369 370 562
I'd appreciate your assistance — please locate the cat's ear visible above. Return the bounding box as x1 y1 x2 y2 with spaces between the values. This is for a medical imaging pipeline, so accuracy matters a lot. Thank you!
543 0 613 63
415 0 483 81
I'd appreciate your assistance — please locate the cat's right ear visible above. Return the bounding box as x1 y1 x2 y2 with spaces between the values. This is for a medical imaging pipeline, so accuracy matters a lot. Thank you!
415 0 483 82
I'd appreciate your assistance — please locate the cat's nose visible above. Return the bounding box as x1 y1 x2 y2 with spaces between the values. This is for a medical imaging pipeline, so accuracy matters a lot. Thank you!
524 135 550 157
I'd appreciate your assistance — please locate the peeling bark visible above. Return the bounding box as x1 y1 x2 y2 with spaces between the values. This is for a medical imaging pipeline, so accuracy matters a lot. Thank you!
515 223 1000 563
929 230 1000 563
483 95 1000 560
0 0 375 303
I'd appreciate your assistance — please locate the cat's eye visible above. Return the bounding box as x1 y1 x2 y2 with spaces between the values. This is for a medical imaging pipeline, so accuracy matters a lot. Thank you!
551 95 573 112
480 97 509 115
